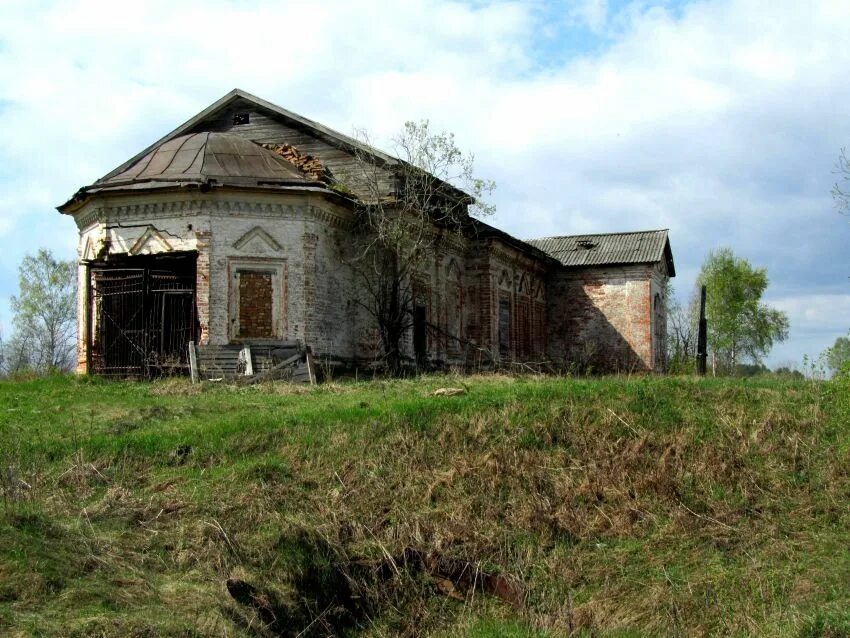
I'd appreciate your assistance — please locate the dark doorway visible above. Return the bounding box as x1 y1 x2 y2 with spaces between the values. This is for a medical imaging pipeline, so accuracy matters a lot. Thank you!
413 304 427 365
88 252 197 377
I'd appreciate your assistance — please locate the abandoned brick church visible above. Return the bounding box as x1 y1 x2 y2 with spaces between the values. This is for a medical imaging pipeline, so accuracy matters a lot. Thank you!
58 89 675 377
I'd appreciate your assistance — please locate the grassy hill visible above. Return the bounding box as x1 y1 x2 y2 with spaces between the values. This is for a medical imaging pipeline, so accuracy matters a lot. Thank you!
0 373 848 637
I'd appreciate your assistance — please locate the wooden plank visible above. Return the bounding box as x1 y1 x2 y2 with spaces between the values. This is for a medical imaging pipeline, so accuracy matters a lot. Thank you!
241 353 302 385
188 341 198 384
240 345 253 376
305 350 316 385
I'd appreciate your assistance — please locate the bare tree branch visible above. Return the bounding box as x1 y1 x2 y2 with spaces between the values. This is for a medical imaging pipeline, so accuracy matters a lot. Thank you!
339 121 494 374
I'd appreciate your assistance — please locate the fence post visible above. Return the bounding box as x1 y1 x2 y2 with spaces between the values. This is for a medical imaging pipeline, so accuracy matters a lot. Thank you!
696 285 707 376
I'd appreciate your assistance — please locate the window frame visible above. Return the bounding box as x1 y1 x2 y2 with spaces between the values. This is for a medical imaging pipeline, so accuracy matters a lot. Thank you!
227 257 287 343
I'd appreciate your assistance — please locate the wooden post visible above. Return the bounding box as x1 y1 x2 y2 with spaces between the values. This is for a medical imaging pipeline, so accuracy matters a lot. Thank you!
188 341 198 384
305 347 316 385
239 345 253 376
696 285 707 376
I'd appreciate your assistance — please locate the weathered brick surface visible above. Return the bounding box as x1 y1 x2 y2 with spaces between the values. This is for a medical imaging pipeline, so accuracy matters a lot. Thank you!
194 229 211 344
66 98 671 375
546 265 659 372
237 271 273 338
70 192 668 374
462 240 547 365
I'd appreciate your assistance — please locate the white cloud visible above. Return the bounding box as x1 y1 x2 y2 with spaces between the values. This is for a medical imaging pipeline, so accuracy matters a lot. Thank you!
767 293 850 365
566 0 610 33
771 294 850 334
0 0 849 365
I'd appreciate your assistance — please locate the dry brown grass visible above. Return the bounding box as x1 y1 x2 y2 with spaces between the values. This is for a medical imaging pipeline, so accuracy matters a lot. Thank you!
0 373 848 636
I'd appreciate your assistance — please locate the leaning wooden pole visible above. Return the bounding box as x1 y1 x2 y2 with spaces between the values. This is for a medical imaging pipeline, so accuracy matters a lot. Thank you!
696 285 708 376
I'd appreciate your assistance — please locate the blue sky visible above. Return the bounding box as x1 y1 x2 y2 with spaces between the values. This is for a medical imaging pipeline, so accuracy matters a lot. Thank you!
1 0 848 368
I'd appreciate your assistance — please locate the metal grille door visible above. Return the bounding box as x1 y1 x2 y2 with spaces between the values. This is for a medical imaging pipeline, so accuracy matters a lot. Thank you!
89 262 196 377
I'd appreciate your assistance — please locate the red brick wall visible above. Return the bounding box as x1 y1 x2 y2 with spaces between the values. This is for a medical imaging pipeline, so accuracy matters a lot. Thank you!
462 240 548 365
195 230 211 345
237 271 274 338
301 232 318 345
547 265 654 372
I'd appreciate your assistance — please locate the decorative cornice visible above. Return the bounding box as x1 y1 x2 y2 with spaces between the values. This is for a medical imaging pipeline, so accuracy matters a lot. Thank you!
487 241 549 274
73 196 352 229
307 204 350 228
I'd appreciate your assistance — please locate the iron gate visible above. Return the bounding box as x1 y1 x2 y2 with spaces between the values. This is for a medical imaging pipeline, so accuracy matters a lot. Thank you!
89 261 197 377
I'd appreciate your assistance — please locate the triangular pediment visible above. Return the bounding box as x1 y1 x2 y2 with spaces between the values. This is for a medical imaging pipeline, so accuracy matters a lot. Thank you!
446 258 462 281
518 273 529 294
129 226 173 256
498 269 512 289
232 226 282 254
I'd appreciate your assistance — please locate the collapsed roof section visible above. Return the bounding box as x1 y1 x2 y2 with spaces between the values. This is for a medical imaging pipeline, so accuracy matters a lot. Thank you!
58 88 471 213
57 132 340 213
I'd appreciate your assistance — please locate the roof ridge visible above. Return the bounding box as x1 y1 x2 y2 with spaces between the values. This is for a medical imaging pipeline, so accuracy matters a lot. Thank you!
525 228 668 242
96 89 401 184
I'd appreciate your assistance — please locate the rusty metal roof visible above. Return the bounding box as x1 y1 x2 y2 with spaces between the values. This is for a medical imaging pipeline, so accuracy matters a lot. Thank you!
525 229 675 275
96 132 308 186
97 89 402 185
58 131 329 212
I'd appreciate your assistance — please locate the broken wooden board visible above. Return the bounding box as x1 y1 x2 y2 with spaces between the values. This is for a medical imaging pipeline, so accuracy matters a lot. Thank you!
193 341 315 384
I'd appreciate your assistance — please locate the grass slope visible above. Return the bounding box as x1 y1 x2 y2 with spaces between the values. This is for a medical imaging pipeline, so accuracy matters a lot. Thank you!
0 374 848 637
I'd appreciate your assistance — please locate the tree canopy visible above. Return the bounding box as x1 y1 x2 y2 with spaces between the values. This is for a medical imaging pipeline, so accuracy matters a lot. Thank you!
698 248 789 373
824 335 850 373
346 120 494 373
5 248 76 373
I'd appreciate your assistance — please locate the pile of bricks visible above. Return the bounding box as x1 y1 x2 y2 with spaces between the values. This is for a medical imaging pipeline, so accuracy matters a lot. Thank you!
262 143 331 183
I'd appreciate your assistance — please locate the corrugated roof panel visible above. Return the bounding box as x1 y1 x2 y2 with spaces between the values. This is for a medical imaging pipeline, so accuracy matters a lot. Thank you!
525 230 671 270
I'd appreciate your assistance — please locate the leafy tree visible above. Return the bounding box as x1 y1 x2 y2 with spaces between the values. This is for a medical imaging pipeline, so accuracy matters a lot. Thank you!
734 362 770 377
345 121 494 373
665 283 699 373
697 248 789 374
823 335 850 373
832 148 850 216
6 249 76 372
773 365 805 380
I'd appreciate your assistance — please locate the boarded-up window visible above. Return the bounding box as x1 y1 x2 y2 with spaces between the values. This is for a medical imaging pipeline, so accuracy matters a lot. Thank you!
229 259 286 342
237 270 273 338
499 296 511 356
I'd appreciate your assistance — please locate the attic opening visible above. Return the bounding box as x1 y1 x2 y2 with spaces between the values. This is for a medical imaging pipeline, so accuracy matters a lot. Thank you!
85 252 198 378
232 112 250 125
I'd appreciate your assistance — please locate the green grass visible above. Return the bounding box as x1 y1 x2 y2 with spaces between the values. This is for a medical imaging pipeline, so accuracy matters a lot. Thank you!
0 372 848 637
